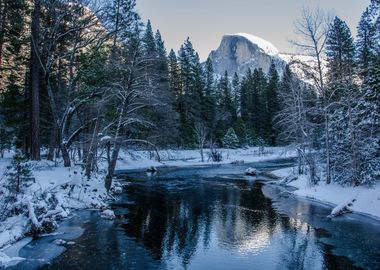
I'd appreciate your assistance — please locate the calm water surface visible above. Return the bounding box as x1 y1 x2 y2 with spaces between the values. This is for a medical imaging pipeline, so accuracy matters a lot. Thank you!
8 159 380 270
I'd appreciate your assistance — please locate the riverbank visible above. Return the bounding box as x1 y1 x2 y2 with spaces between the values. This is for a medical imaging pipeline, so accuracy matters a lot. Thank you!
271 167 380 221
0 154 109 267
115 147 294 170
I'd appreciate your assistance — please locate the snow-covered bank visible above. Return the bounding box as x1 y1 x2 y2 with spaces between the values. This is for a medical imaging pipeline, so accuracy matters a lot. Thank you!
116 147 295 170
0 153 108 259
271 167 380 220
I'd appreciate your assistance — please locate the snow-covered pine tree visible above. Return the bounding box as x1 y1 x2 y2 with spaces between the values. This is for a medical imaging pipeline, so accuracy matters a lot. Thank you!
356 7 378 78
326 16 360 186
326 16 355 101
222 128 240 149
355 55 380 185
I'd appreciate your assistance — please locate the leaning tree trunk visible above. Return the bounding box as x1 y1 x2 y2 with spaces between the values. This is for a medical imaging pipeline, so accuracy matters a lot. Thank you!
29 0 41 160
105 98 126 191
105 143 121 192
85 114 101 178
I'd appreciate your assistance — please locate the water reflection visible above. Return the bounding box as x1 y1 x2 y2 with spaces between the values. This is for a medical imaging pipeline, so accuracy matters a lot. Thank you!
106 175 360 270
39 165 379 270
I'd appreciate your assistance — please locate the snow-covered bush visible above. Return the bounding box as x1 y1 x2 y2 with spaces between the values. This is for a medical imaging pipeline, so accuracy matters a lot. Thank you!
208 148 223 162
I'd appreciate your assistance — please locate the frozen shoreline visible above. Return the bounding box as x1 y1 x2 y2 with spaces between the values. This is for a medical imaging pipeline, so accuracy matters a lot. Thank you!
270 166 380 221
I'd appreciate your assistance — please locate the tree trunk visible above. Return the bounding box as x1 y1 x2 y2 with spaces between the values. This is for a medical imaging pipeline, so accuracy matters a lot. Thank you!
105 97 126 191
85 115 101 178
47 127 58 161
61 144 71 167
325 112 331 184
105 143 121 191
22 71 30 155
0 0 6 73
113 0 120 49
29 0 41 160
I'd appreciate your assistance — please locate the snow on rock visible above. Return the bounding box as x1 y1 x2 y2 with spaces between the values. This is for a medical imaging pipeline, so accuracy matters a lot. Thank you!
146 166 157 172
100 210 115 220
111 185 123 195
233 33 279 56
53 239 67 245
100 136 112 142
245 167 258 176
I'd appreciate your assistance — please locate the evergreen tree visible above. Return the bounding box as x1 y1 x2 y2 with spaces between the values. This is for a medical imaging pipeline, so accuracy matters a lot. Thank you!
251 68 268 141
177 38 204 146
219 71 236 122
222 128 240 149
142 19 156 57
356 7 378 78
155 30 167 63
5 151 32 194
240 69 251 124
326 16 360 186
232 72 241 116
326 16 355 101
355 55 380 185
233 117 247 146
202 57 216 131
168 49 181 97
265 62 280 145
106 0 139 47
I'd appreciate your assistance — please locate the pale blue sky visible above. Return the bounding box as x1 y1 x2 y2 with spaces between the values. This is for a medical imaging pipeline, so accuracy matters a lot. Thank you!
136 0 369 60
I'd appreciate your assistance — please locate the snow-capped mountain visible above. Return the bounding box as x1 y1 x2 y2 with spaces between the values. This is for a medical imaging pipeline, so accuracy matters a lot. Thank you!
208 33 319 79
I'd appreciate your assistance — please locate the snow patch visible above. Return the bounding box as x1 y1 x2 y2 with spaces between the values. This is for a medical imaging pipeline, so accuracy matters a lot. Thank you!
232 33 279 56
0 252 25 268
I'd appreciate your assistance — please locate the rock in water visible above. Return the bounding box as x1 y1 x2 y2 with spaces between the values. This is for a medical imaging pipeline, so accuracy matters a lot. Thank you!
245 167 258 176
100 209 116 220
146 166 157 173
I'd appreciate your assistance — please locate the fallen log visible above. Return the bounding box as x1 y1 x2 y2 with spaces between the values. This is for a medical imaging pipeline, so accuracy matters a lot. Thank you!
327 198 356 218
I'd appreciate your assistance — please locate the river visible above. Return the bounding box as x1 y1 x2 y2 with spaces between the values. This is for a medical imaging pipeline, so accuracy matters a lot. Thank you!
8 159 380 270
